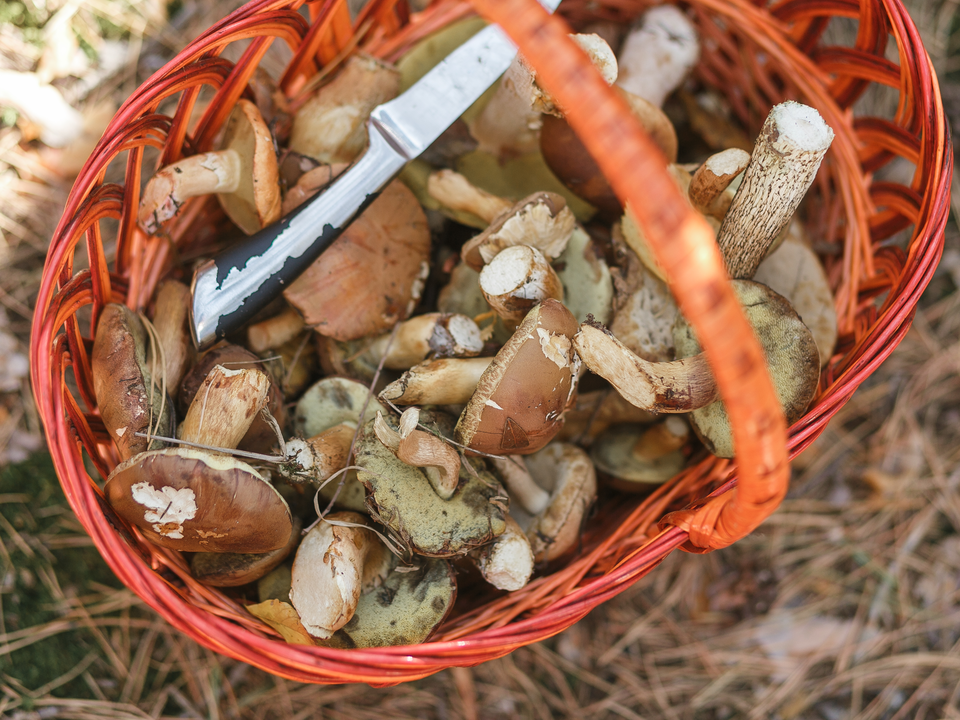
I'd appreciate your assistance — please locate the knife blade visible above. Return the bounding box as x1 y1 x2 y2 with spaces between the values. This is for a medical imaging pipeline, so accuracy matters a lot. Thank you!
190 0 561 349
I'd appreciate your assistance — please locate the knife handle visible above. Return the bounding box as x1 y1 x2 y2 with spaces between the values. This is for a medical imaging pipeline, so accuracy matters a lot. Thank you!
189 129 407 349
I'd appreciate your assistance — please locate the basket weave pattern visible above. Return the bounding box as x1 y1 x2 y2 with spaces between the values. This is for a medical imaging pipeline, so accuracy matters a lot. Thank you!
30 0 950 684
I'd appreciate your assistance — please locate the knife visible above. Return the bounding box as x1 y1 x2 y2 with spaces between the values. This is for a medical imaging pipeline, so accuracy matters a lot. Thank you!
190 0 561 349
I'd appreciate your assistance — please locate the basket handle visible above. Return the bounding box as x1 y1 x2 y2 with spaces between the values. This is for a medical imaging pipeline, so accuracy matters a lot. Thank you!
470 0 790 551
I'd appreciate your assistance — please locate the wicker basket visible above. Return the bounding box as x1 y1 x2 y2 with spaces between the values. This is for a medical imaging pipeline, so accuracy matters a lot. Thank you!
30 0 950 684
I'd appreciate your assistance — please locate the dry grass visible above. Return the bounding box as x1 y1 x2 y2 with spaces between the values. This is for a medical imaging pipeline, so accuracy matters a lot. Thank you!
0 0 957 717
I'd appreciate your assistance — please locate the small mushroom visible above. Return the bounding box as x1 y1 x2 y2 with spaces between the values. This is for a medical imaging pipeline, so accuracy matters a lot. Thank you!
493 442 597 563
247 306 306 354
361 312 484 370
374 408 461 500
455 299 580 456
427 169 512 227
687 148 751 220
479 244 565 330
288 511 382 640
378 356 494 406
137 99 281 235
288 54 401 164
92 303 174 461
355 410 507 558
280 422 356 487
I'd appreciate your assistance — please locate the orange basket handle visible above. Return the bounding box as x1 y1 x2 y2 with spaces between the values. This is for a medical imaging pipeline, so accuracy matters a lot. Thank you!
470 0 790 552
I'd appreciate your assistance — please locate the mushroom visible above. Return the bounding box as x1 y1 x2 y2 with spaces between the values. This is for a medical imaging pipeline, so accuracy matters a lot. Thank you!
92 303 174 461
378 356 494 406
479 244 565 330
426 168 512 228
178 364 271 451
355 410 507 558
282 179 431 342
288 54 401 164
615 5 700 108
492 442 597 563
574 280 821 458
288 511 383 640
373 408 461 500
590 418 689 491
247 306 306 354
609 261 679 363
687 147 751 220
455 299 580 456
557 388 656 446
279 422 356 487
717 101 834 278
360 312 485 370
137 99 281 236
295 376 386 439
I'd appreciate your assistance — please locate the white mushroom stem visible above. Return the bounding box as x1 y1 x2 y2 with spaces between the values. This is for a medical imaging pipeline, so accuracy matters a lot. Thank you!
378 356 494 406
374 409 461 500
573 324 720 414
688 148 751 220
283 422 356 484
718 101 834 279
479 245 564 329
247 306 306 353
616 5 699 108
488 455 550 515
179 365 271 449
138 151 243 234
427 169 512 225
289 512 378 639
468 33 617 159
469 514 534 591
364 312 484 370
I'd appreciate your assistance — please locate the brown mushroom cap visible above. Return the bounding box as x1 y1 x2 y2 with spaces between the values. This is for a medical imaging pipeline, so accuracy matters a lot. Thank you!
455 299 580 456
190 517 302 587
283 179 430 341
92 303 174 461
673 279 820 458
104 448 293 553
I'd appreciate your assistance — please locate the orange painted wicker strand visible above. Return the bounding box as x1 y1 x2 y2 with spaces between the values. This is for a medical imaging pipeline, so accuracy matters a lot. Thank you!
30 0 950 684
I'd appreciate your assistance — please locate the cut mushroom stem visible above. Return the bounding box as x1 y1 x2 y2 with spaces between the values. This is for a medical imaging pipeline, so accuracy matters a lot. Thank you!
573 324 720 414
688 148 751 220
469 514 534 591
427 169 512 225
374 409 461 500
247 306 306 354
281 422 356 485
179 365 271 449
364 312 484 370
479 245 564 330
138 99 280 235
379 356 494 406
717 101 834 279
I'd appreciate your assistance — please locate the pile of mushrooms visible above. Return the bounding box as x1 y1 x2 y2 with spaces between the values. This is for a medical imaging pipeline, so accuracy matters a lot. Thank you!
93 5 839 648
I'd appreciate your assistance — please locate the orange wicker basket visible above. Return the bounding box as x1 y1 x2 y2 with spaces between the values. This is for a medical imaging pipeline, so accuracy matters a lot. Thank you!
30 0 950 685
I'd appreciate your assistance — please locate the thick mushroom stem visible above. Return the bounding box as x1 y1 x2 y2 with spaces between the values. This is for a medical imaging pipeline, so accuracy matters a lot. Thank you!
469 514 534 591
378 356 494 406
179 365 271 449
150 280 195 391
479 245 564 329
573 324 720 414
717 101 834 279
427 169 512 225
616 5 699 108
138 151 242 234
364 312 484 370
247 306 306 353
688 148 751 220
488 455 550 515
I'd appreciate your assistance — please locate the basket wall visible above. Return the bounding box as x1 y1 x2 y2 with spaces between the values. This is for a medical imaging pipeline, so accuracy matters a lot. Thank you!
30 0 951 684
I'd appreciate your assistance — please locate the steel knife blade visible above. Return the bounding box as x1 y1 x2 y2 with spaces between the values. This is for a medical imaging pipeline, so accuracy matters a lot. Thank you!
190 0 561 349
